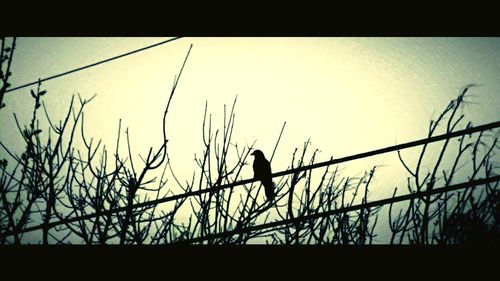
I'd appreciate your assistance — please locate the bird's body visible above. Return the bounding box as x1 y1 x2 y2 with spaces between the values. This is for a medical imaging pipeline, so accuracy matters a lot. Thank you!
251 150 275 201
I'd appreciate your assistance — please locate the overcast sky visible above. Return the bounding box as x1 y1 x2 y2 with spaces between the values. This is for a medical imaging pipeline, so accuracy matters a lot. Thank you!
4 37 499 174
2 37 499 242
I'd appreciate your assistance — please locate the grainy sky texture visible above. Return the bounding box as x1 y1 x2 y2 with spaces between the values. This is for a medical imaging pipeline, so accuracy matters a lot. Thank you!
1 37 499 242
4 37 499 174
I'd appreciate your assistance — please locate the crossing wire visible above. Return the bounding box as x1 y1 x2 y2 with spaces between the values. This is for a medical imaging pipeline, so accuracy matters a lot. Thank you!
4 37 183 93
1 120 499 238
177 174 500 244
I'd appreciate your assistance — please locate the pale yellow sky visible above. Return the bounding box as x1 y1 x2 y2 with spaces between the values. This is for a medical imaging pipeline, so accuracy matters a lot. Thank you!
2 37 500 242
5 37 499 177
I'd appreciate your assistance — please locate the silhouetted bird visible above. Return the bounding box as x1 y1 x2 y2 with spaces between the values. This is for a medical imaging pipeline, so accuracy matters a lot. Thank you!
251 149 275 201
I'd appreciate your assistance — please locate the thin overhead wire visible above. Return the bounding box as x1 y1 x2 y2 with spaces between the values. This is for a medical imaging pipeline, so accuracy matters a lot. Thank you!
177 175 500 244
1 120 499 238
5 37 183 93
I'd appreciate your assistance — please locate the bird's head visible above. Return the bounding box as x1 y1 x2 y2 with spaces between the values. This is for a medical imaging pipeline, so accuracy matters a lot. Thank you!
251 149 265 158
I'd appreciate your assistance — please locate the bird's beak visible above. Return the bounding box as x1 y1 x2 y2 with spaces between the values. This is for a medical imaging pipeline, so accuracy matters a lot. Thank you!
251 151 255 156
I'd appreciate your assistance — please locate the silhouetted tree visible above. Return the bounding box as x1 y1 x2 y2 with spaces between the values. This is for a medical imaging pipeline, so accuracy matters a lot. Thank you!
1 38 498 244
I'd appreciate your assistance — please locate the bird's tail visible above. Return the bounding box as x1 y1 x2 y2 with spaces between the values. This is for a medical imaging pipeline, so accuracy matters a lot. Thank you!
264 180 275 202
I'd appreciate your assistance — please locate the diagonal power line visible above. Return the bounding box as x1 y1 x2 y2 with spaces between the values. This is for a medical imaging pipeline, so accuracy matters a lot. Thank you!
177 175 500 244
5 37 183 93
1 120 499 238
